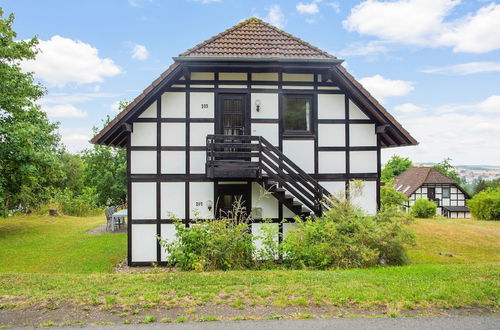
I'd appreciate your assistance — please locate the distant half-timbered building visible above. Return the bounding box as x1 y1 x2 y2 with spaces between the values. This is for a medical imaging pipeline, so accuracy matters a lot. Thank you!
92 18 417 265
394 167 470 218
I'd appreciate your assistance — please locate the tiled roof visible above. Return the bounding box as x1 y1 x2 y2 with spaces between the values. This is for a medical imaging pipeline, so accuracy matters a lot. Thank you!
442 206 469 212
393 167 457 197
180 17 335 59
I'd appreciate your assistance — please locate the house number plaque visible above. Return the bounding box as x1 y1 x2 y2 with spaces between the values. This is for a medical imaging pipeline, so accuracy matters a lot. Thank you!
201 103 209 109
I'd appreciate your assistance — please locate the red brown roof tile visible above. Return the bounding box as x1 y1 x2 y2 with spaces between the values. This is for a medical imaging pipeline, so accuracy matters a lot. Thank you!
393 167 457 197
180 17 335 59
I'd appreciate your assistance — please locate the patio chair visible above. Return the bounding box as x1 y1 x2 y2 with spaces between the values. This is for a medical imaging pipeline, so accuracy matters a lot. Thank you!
104 206 116 231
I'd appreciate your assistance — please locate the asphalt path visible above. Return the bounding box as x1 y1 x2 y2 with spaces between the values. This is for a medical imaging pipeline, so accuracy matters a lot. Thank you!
16 316 500 330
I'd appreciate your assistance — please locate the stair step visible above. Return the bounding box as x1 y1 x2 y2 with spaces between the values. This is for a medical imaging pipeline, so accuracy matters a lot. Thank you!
292 201 302 207
284 194 294 200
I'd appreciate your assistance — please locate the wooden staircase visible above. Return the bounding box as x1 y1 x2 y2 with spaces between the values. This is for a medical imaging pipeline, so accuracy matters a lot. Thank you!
206 134 331 217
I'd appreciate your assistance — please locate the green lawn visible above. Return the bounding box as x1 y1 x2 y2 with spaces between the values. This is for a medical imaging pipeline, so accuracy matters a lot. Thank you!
0 215 126 273
0 215 498 312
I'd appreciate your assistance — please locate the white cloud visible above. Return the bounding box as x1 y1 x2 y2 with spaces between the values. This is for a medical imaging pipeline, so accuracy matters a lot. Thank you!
393 103 424 114
358 74 414 103
327 2 340 13
339 41 389 56
437 95 500 114
59 128 92 153
132 44 149 60
296 2 320 15
111 101 121 112
422 61 500 75
383 96 500 165
266 5 286 28
191 0 221 3
128 0 154 7
42 92 120 105
343 0 500 53
42 104 88 118
21 35 122 88
438 3 500 53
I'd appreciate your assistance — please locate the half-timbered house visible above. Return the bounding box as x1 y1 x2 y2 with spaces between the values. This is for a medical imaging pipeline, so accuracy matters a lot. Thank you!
394 167 470 218
92 18 417 265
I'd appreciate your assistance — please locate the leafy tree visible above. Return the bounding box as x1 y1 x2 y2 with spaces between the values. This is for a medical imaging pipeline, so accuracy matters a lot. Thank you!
381 155 413 183
82 116 127 207
0 9 62 215
56 152 85 195
380 183 408 211
473 178 500 195
468 188 500 221
433 158 463 185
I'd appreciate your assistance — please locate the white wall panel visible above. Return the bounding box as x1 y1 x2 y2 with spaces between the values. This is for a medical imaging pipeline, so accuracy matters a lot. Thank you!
251 223 279 259
190 182 214 219
191 72 214 80
161 92 185 118
251 93 278 119
350 124 377 147
190 151 206 174
252 182 279 219
349 100 369 119
318 94 345 119
320 181 346 197
251 123 279 146
161 123 185 146
219 72 247 80
251 73 278 81
283 206 296 218
130 151 157 174
160 224 177 261
190 92 214 118
131 224 156 262
131 123 156 146
190 123 214 147
161 182 185 219
138 101 157 118
161 151 185 174
318 124 345 147
350 180 377 215
283 140 314 173
319 151 346 173
283 73 314 82
131 182 156 219
350 151 377 173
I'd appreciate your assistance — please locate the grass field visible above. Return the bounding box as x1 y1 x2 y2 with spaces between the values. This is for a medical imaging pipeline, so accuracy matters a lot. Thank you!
0 215 498 325
0 215 126 273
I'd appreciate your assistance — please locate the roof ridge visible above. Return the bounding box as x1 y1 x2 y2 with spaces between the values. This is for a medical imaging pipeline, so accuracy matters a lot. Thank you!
179 17 335 59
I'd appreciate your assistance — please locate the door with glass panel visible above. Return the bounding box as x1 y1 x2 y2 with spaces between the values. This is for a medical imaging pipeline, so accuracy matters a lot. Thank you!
218 94 249 136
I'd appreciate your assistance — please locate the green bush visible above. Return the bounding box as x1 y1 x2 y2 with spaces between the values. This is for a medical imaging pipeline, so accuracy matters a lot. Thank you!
410 198 437 218
281 184 414 269
53 187 101 217
468 188 500 220
380 183 409 211
160 218 255 271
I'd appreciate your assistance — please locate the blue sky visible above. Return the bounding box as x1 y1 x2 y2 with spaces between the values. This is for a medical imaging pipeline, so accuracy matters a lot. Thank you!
2 0 499 165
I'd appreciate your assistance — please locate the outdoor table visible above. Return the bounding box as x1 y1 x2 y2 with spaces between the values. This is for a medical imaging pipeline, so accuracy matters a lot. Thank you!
111 209 128 232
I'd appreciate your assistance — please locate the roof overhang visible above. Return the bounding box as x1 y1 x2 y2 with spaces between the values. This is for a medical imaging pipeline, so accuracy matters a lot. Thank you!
173 56 344 64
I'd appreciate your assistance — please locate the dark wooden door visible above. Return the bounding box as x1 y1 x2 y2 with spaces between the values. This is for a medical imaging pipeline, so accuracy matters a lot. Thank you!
218 94 249 136
428 187 436 200
215 183 251 219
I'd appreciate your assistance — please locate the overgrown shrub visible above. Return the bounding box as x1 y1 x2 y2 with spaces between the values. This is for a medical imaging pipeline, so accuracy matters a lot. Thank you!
281 183 414 269
160 218 254 271
468 188 500 220
380 183 409 211
53 187 101 217
410 198 437 218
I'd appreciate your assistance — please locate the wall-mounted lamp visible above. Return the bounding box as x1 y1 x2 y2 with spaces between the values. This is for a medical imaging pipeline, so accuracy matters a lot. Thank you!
255 99 261 112
206 200 213 211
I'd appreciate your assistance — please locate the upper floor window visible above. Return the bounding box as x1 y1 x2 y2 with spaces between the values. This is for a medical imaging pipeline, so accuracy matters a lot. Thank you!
283 95 312 134
442 187 450 198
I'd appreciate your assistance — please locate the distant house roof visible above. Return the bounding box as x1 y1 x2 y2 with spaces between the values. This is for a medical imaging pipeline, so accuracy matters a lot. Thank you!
91 18 417 148
179 17 335 59
393 167 460 197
